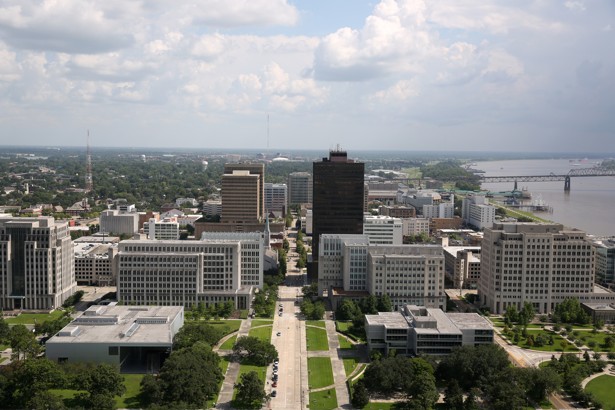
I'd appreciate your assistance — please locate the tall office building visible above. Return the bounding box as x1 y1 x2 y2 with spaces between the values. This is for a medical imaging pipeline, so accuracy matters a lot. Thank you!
0 217 76 310
478 222 615 314
264 183 287 214
311 149 364 282
223 163 265 221
288 172 312 206
221 170 261 223
462 194 496 230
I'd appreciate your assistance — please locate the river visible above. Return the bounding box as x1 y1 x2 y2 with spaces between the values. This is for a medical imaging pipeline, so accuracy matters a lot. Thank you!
475 159 615 237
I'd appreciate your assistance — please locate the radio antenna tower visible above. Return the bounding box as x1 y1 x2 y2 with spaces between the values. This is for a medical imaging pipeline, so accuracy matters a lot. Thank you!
85 130 93 192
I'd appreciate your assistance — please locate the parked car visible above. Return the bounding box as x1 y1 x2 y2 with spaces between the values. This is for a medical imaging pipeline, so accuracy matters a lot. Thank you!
271 390 277 397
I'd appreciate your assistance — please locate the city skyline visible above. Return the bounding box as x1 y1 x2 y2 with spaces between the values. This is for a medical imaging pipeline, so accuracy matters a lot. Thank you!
0 1 613 152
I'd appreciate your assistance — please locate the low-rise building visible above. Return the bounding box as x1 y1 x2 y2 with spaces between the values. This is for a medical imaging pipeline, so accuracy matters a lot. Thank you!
365 305 493 356
402 217 430 237
100 208 139 236
363 215 403 245
74 242 118 286
144 217 180 240
46 305 184 372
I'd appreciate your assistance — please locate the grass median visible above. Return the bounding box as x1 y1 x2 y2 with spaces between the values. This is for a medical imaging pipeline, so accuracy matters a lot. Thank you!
309 388 337 410
306 326 329 351
308 357 334 389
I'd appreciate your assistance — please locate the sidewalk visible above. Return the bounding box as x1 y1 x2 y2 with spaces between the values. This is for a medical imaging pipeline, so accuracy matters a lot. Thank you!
216 318 252 409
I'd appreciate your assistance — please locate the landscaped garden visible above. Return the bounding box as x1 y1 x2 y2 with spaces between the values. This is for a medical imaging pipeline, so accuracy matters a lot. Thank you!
343 357 360 377
250 319 273 327
5 310 65 324
308 357 334 389
309 388 338 410
338 334 354 350
306 326 329 351
307 320 326 328
219 334 238 350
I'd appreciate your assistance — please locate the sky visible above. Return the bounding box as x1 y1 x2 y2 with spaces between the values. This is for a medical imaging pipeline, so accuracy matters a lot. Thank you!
0 0 613 153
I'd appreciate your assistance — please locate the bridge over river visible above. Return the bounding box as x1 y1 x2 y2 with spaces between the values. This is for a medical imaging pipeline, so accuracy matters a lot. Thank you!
479 167 615 191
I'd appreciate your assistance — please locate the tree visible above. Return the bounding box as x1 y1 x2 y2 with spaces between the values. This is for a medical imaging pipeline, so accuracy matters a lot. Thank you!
553 298 589 324
27 390 67 410
444 379 464 410
139 374 163 407
522 367 561 402
302 283 319 299
377 294 393 312
0 317 9 342
173 322 224 349
159 342 223 407
407 358 438 410
359 295 378 315
234 371 266 408
81 363 126 397
9 324 41 360
10 358 66 407
483 368 527 410
233 336 278 366
351 380 370 409
519 302 535 325
336 299 362 322
504 305 519 325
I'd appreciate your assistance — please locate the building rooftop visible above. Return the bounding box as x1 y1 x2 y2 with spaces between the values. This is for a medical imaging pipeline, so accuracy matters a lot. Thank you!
581 302 615 311
46 305 183 346
364 311 409 328
410 308 461 335
446 313 493 330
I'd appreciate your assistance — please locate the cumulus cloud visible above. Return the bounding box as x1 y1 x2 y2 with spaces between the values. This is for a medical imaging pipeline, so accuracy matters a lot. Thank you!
188 0 299 27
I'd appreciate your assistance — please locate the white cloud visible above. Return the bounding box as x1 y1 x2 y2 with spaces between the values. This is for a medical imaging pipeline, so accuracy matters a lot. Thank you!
565 1 586 12
188 0 299 27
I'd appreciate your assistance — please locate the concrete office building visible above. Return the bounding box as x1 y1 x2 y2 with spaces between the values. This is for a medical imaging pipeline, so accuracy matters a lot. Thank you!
363 215 403 245
264 183 287 214
144 217 180 240
46 305 184 372
593 238 615 287
117 232 264 309
402 218 430 237
100 209 140 236
367 245 446 311
365 304 493 356
423 201 454 219
0 216 76 310
288 172 312 206
443 246 481 289
312 149 364 282
379 205 416 219
223 163 265 221
318 234 370 294
202 200 222 217
74 242 118 286
478 223 615 314
462 195 496 230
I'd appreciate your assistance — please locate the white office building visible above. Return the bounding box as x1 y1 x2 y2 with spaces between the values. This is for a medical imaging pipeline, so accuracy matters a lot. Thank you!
402 217 431 236
144 217 180 240
74 242 118 286
461 195 496 230
423 202 454 219
0 216 76 310
100 209 140 236
443 246 481 289
363 215 403 245
117 232 264 309
479 223 615 314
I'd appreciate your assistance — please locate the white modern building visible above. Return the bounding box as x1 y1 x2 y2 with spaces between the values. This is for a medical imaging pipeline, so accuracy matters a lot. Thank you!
423 202 454 219
74 242 118 286
288 172 312 206
117 232 265 309
100 208 140 236
593 238 615 287
365 304 493 356
479 223 615 314
443 246 481 289
144 217 180 240
264 183 287 213
46 305 184 372
0 216 76 310
461 195 496 230
318 234 370 294
363 215 403 245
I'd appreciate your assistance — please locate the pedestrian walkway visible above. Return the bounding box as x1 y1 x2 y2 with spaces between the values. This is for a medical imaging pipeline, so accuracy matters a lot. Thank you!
325 320 351 408
216 318 252 409
581 363 615 388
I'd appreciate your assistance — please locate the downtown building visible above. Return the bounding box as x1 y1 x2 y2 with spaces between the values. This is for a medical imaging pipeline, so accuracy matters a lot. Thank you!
223 163 265 222
461 194 496 230
287 172 312 206
311 149 364 282
363 215 403 245
264 183 287 214
100 205 140 236
478 222 615 314
117 232 264 309
0 216 76 310
319 234 446 310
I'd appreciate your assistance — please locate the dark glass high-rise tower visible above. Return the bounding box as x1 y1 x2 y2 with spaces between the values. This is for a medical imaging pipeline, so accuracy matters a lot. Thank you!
311 149 364 283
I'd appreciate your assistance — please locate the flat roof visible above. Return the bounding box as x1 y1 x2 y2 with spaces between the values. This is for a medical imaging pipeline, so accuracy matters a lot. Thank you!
46 305 183 346
446 313 493 330
412 308 461 335
365 312 409 328
581 302 615 311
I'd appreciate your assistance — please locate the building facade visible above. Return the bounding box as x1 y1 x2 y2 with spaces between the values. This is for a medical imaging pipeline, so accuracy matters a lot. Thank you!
443 246 481 289
363 215 403 245
117 232 264 309
312 150 364 281
402 217 431 237
593 238 615 287
223 163 265 221
100 209 140 236
462 195 496 230
0 217 76 310
478 223 615 314
264 183 287 214
74 242 118 286
144 217 180 240
288 172 312 206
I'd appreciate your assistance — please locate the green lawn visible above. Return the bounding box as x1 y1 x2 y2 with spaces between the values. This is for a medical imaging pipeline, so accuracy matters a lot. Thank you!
335 321 365 342
219 334 237 350
306 326 329 351
503 329 578 352
0 344 9 351
206 320 242 335
309 388 338 410
363 402 398 410
251 319 273 327
115 374 144 409
248 325 272 342
343 357 360 377
308 357 334 389
5 310 65 324
307 320 326 328
585 375 615 410
338 335 354 350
